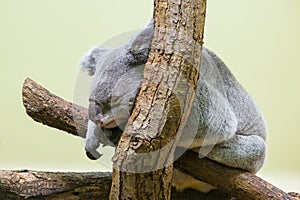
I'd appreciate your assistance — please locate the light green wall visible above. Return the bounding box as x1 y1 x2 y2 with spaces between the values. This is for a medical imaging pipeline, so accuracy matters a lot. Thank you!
0 0 299 192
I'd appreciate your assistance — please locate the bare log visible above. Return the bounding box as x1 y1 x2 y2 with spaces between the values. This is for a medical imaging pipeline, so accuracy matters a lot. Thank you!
20 77 298 200
0 170 235 200
0 170 111 199
1 170 299 200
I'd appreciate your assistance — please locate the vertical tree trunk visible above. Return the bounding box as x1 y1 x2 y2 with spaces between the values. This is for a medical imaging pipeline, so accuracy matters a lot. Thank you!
109 0 207 199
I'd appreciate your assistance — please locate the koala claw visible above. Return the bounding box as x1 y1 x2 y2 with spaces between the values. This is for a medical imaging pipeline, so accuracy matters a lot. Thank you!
85 149 102 160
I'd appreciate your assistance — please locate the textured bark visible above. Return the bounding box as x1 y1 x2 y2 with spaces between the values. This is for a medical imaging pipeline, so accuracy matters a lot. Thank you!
110 0 207 199
0 170 234 200
22 77 88 138
175 149 296 200
0 170 111 199
21 79 297 200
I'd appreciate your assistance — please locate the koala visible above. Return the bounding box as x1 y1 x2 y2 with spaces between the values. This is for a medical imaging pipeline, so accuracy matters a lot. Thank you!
79 21 266 192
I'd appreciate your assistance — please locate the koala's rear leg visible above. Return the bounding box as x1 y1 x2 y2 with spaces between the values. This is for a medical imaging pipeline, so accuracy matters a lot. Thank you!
206 134 266 173
172 169 216 193
85 120 102 160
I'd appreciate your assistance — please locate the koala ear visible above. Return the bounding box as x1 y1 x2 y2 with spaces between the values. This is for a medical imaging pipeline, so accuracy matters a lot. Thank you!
79 46 108 76
128 20 154 56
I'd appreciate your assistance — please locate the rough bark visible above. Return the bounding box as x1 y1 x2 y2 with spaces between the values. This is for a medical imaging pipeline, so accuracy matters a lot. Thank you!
0 170 111 199
175 149 296 200
22 77 88 138
20 78 297 200
0 170 234 200
110 0 207 199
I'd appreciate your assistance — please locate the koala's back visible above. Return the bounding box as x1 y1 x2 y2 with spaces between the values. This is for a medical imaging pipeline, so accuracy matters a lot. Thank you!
197 48 266 140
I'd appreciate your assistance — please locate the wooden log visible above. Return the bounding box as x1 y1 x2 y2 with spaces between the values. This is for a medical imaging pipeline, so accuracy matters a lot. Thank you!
20 78 297 200
1 170 299 199
0 170 233 199
0 170 111 199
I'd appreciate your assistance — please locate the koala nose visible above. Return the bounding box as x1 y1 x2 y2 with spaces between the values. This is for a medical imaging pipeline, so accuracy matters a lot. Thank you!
88 100 117 128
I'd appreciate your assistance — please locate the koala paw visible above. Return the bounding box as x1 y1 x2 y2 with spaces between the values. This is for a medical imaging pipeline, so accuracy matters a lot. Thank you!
85 149 102 160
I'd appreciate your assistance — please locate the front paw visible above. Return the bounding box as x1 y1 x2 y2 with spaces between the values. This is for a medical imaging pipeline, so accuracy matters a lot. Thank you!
85 149 102 160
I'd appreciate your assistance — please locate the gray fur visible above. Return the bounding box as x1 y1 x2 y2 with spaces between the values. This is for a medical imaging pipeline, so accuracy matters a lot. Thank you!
79 22 266 173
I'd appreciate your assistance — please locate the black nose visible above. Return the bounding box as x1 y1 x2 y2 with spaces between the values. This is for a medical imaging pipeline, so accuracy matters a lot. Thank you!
88 101 102 123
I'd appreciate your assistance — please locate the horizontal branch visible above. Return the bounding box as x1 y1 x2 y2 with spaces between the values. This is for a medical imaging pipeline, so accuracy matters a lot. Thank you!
0 170 111 199
1 170 231 199
20 78 298 200
1 170 299 200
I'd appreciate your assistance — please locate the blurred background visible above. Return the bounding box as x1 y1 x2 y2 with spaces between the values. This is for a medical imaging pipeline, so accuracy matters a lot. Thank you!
0 0 299 192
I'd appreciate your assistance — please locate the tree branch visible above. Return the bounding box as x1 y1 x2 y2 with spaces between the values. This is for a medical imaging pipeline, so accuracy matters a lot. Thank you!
22 77 88 138
0 170 111 199
20 77 298 200
0 170 236 199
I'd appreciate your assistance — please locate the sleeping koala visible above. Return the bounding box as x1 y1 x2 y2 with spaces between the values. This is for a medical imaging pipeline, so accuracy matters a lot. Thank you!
79 21 266 191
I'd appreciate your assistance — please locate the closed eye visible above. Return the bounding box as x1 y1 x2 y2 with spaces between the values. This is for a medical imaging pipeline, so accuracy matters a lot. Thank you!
101 101 111 113
111 96 121 105
89 98 110 113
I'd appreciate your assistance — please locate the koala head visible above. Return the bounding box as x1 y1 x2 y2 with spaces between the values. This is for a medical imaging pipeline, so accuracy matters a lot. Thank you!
79 21 154 137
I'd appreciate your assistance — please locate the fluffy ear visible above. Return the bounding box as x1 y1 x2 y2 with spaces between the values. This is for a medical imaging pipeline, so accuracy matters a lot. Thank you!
128 20 154 56
79 46 108 76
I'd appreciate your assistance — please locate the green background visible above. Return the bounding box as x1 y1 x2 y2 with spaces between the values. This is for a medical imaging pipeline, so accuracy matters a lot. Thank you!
0 0 299 192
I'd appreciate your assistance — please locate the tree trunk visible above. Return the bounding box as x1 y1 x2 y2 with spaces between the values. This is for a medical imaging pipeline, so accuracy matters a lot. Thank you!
109 0 206 199
20 78 297 200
